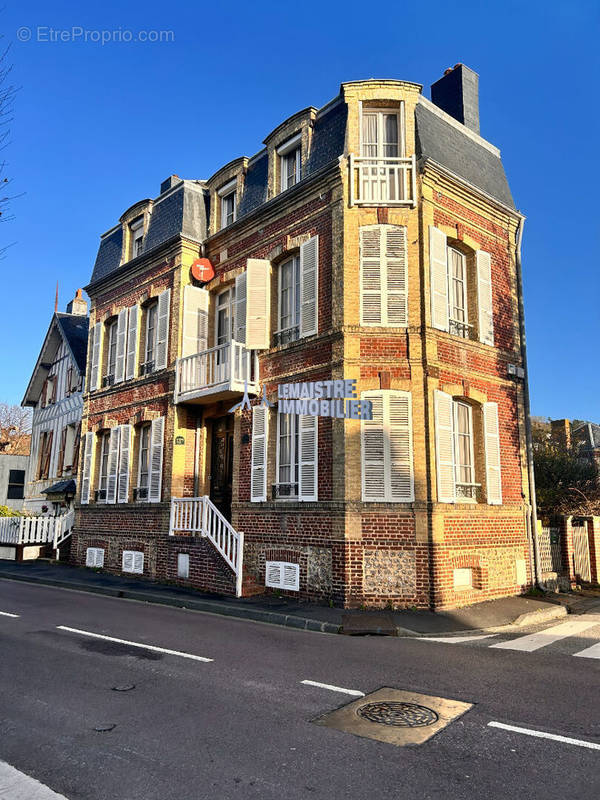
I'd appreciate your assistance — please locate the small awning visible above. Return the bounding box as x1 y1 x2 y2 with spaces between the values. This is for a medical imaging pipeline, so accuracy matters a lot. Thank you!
41 479 77 496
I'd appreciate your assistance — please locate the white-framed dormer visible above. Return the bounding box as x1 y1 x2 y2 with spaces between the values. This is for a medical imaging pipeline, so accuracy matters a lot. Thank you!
277 132 302 192
119 199 153 264
359 104 406 162
218 178 237 230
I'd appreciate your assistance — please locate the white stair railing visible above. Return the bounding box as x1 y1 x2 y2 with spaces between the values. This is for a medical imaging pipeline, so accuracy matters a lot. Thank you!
54 508 76 550
169 496 244 597
0 512 75 549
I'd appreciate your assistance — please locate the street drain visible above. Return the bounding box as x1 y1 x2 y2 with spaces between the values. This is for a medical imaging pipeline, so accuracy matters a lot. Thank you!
94 724 116 732
356 701 438 728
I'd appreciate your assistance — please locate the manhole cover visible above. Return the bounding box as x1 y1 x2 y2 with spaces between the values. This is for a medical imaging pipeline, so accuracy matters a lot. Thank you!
356 701 438 727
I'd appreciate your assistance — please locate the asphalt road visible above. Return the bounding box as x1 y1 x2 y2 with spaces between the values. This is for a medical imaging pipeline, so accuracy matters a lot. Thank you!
0 579 598 800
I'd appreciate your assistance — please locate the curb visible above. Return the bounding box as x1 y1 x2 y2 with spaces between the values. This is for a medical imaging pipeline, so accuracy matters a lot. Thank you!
0 571 341 634
402 603 568 638
512 604 567 627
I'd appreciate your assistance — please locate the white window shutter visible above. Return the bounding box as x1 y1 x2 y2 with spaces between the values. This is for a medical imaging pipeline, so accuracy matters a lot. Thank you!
282 563 300 591
122 550 134 572
360 226 383 325
429 226 449 331
86 548 95 567
386 226 408 325
476 250 494 346
299 236 318 337
361 392 386 501
80 432 94 505
106 426 121 504
90 322 102 392
434 389 455 503
251 405 267 502
114 308 128 383
245 259 271 349
235 271 247 345
388 391 414 501
182 285 209 357
484 402 502 505
126 305 139 379
148 417 165 503
265 561 282 588
133 551 144 573
117 424 131 504
154 289 171 370
298 414 318 501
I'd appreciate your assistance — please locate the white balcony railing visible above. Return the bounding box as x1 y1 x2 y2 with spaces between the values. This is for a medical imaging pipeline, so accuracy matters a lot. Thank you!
0 512 74 547
170 496 244 597
174 340 259 404
349 154 416 207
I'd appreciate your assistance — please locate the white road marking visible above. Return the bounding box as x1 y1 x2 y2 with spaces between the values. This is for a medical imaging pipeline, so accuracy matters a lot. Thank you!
489 619 598 652
0 759 69 798
56 626 213 662
488 721 600 751
573 640 600 660
0 610 19 618
301 679 365 696
417 634 498 643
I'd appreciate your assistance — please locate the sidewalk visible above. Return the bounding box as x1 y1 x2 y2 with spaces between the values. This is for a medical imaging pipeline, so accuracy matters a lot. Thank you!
0 559 593 635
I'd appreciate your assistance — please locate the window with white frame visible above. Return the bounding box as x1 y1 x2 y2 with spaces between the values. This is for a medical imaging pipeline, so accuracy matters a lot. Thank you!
135 424 151 501
453 401 476 500
130 217 144 259
218 180 237 229
97 431 110 502
361 110 400 160
141 302 158 374
276 255 301 345
105 319 118 384
448 248 470 339
278 134 301 192
215 286 236 381
275 412 299 498
360 109 404 202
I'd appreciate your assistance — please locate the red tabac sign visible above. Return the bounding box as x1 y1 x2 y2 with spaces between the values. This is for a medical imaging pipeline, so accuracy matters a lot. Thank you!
191 258 215 283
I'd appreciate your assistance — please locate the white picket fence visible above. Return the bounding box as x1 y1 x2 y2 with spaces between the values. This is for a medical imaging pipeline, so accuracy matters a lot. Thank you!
0 510 75 549
170 496 244 597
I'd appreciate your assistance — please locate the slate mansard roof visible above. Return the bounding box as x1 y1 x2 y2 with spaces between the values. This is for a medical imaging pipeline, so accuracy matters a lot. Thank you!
88 80 516 288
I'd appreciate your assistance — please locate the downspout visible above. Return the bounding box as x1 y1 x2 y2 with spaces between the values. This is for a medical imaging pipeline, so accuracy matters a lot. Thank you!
515 215 542 586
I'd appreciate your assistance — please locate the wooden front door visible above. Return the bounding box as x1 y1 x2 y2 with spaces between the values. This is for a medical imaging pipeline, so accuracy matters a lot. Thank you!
209 415 234 521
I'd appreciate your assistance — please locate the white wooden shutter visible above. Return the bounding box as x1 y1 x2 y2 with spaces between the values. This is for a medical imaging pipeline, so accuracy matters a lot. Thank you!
154 289 171 370
80 432 94 505
90 322 102 392
282 563 300 591
86 547 104 568
385 225 408 326
388 391 414 501
251 405 267 502
430 226 449 331
133 551 144 573
182 285 209 357
265 561 282 588
148 416 165 503
117 424 131 504
126 305 139 379
434 390 455 503
235 271 247 345
484 401 502 505
361 392 386 501
114 308 128 383
299 236 318 337
122 550 134 572
360 226 383 324
298 414 318 501
361 391 413 502
106 426 121 504
245 259 271 349
476 250 494 346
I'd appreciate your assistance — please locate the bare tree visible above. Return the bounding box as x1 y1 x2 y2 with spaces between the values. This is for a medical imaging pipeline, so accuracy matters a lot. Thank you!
0 32 19 256
0 402 32 454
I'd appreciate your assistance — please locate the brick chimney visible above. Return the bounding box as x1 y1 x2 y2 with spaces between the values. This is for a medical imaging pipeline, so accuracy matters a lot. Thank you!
160 174 180 194
66 288 88 316
551 418 571 450
431 64 480 134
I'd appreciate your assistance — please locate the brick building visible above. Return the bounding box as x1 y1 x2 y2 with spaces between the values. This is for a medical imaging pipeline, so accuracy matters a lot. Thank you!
74 64 535 609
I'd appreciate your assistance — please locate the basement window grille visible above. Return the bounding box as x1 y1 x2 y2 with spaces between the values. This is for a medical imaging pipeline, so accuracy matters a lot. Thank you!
86 547 105 568
265 561 300 592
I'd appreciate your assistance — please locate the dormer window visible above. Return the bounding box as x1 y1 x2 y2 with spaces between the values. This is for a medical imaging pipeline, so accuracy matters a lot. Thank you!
130 217 144 259
218 179 237 229
278 133 301 192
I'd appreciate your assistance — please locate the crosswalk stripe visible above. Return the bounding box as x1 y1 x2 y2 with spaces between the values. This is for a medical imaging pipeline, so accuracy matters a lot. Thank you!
417 634 498 644
0 759 69 798
490 619 599 652
573 641 600 660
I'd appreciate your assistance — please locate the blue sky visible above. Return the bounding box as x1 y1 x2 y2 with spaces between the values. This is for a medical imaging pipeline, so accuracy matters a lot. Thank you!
1 0 598 419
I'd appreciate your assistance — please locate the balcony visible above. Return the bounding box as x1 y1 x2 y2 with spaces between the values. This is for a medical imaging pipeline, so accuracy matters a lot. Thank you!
174 340 259 405
349 154 416 207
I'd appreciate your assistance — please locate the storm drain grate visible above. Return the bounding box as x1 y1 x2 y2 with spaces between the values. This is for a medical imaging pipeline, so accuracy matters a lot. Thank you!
356 701 439 728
